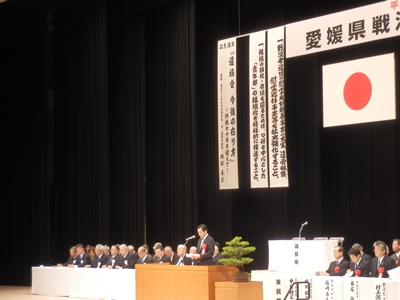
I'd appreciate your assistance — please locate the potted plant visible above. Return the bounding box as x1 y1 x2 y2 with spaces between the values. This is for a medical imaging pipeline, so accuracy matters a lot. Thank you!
218 236 256 282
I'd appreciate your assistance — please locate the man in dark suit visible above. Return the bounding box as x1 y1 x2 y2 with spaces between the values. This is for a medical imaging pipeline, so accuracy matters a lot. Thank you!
128 245 139 262
351 243 372 263
212 242 223 265
152 245 170 263
58 246 77 267
175 245 192 265
136 246 153 264
347 247 370 277
371 240 396 278
115 244 137 269
320 246 349 276
390 238 400 266
191 224 215 266
103 245 123 269
164 246 180 265
84 244 107 268
70 244 91 268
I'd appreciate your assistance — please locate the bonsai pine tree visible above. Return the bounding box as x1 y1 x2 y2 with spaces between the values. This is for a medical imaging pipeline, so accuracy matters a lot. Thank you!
218 236 256 273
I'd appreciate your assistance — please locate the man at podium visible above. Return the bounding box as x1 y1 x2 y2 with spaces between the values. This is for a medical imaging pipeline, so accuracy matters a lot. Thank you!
190 224 215 266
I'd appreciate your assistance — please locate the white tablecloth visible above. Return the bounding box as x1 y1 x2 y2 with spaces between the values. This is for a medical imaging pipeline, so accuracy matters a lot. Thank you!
32 267 136 299
31 267 69 296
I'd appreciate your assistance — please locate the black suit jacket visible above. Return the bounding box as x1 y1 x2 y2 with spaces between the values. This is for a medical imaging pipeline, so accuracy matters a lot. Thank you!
213 252 223 265
175 255 192 265
91 254 108 268
136 254 153 265
326 258 349 276
106 254 124 268
62 255 77 266
169 253 180 265
361 252 372 263
370 256 396 278
196 234 215 266
390 253 400 266
75 252 92 268
349 259 371 277
153 254 170 264
122 253 138 269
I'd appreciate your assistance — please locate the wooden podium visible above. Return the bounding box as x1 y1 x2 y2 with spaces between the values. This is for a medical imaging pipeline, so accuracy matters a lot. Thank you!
136 264 237 300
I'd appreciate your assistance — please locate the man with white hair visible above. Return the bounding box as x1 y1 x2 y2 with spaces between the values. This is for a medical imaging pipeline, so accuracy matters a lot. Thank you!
115 244 137 269
136 246 153 264
85 244 107 268
176 244 191 265
164 246 179 265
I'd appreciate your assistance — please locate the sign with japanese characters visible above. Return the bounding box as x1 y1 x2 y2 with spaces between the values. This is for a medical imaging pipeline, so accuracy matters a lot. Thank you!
286 1 400 58
249 31 269 188
267 26 289 188
218 38 239 189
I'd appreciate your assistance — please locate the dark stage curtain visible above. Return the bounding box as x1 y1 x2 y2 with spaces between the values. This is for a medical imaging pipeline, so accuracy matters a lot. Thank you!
53 0 110 262
107 13 147 245
0 15 49 285
144 0 200 248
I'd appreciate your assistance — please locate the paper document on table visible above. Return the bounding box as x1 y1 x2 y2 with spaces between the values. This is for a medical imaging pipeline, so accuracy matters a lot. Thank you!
388 266 400 280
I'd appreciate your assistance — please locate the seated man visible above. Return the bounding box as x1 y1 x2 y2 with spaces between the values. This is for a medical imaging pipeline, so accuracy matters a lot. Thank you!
212 242 223 265
189 246 199 265
351 243 372 263
115 244 137 269
391 238 400 266
69 244 91 268
319 246 349 276
85 244 108 268
152 245 170 263
136 246 153 264
175 244 192 265
103 245 123 269
371 240 396 278
347 247 371 277
58 246 77 267
164 246 180 265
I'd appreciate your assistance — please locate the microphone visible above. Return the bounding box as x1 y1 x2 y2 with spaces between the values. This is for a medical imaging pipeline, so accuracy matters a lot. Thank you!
299 221 308 239
185 235 196 241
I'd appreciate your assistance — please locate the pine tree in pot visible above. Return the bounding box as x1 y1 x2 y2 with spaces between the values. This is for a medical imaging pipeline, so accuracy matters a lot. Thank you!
218 236 256 282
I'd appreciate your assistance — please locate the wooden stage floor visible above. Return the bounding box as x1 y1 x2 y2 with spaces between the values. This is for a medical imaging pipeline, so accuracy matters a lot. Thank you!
0 286 83 300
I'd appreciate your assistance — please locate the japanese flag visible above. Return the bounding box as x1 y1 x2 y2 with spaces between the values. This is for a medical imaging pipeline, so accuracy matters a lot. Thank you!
323 53 396 127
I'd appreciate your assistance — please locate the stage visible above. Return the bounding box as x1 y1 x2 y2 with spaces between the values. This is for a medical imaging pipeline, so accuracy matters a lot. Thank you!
0 286 81 300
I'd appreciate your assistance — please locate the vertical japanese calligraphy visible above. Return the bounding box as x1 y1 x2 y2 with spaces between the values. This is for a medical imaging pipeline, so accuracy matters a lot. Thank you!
267 27 289 188
218 38 239 189
249 31 269 188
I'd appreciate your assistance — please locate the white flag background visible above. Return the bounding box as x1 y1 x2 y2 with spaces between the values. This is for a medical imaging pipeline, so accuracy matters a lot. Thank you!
268 26 289 188
218 38 239 189
249 31 269 188
323 53 396 127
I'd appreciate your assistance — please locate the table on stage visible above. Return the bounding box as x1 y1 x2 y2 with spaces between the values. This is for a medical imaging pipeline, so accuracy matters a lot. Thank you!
31 267 136 299
268 240 337 272
251 270 400 300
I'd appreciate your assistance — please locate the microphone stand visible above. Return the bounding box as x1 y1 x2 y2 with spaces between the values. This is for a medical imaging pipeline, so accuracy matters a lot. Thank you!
299 226 304 239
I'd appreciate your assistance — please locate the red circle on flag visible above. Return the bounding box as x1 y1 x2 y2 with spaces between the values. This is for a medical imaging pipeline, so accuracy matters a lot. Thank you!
343 72 372 110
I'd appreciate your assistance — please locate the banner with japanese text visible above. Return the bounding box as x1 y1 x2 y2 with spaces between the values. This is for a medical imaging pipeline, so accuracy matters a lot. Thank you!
218 38 239 189
267 26 289 188
249 31 269 188
286 1 400 58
